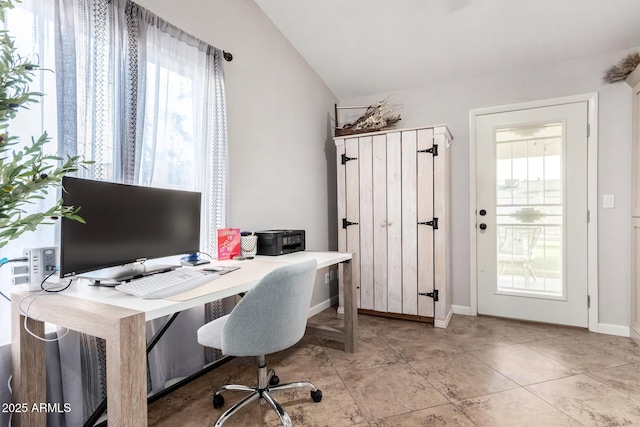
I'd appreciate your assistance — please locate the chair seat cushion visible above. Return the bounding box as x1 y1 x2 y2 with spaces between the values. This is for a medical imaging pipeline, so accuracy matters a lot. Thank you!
197 314 229 350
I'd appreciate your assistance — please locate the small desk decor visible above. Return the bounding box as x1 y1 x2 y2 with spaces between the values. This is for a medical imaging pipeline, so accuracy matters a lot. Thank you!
240 231 258 258
217 228 241 260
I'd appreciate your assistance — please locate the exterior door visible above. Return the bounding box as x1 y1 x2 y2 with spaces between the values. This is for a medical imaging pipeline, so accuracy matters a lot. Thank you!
476 102 589 327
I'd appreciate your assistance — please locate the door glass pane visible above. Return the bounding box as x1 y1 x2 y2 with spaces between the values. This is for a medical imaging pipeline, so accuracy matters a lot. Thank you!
495 123 563 296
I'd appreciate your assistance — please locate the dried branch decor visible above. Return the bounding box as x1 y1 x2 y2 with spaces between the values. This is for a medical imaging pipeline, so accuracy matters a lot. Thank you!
335 98 402 136
603 52 640 83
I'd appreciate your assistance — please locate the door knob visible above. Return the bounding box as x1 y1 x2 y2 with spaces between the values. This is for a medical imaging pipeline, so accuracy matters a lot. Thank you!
479 223 487 230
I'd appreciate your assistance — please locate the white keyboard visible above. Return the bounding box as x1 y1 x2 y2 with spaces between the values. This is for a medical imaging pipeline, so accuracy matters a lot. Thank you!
116 268 219 299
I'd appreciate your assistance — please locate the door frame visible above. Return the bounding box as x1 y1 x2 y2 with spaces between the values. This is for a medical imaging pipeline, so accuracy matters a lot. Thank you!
469 93 599 332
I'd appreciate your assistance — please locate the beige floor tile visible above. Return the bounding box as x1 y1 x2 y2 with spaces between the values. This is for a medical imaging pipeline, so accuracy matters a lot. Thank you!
525 337 637 372
457 314 498 323
148 359 263 427
472 343 581 386
438 322 516 351
358 314 443 338
446 314 476 326
410 353 518 401
479 318 577 343
148 309 640 426
322 333 403 374
573 332 640 363
370 404 475 426
586 362 640 399
340 363 449 420
262 374 366 427
384 333 464 362
455 388 582 426
526 374 640 426
266 342 336 382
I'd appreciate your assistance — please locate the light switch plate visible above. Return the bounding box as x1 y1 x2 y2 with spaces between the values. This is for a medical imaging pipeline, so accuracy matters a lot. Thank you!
603 194 615 209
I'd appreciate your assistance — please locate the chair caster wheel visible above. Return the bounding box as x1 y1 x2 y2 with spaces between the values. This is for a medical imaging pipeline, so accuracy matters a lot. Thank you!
311 389 322 402
213 393 224 409
269 375 280 386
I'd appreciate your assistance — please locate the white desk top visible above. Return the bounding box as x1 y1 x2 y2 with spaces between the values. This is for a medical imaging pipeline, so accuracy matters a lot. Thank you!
12 251 351 321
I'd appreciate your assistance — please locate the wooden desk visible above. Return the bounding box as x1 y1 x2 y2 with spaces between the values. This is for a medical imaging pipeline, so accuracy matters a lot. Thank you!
11 251 354 427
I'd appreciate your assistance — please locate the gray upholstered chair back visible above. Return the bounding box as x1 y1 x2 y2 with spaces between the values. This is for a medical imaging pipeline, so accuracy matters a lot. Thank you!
221 259 318 357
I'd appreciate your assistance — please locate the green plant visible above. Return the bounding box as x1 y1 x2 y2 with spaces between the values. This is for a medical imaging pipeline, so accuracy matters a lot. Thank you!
0 0 89 249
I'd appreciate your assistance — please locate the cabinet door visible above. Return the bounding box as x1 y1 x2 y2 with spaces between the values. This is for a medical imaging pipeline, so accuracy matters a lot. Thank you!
372 134 389 311
387 132 403 313
401 130 419 315
344 137 361 308
358 136 374 310
417 128 436 317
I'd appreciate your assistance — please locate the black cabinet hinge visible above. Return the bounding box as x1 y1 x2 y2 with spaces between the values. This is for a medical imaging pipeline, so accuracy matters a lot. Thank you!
419 290 439 301
417 144 438 156
341 153 357 164
342 218 359 229
418 218 438 229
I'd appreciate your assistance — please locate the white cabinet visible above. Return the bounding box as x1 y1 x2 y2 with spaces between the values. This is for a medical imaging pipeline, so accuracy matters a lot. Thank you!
335 125 452 327
628 65 640 344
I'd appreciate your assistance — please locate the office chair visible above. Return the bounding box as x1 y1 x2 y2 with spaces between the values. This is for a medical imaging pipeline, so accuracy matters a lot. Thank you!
197 259 322 427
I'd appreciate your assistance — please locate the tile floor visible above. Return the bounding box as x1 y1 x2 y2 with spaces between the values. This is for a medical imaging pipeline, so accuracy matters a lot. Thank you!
148 309 640 426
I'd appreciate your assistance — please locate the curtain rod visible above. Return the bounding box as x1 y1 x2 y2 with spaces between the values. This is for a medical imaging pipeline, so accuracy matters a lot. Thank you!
223 51 233 62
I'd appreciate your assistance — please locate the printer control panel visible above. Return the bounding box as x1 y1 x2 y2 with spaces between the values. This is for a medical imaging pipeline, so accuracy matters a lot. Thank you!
283 234 303 245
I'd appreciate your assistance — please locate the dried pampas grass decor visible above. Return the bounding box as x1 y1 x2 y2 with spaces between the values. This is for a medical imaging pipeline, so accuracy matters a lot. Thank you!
335 97 402 136
604 52 640 83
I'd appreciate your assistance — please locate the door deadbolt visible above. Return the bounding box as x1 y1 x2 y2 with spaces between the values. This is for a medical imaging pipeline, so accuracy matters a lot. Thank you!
479 209 487 216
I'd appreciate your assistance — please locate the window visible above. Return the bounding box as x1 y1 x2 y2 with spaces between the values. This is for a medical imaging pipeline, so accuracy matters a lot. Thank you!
0 0 59 345
0 0 228 345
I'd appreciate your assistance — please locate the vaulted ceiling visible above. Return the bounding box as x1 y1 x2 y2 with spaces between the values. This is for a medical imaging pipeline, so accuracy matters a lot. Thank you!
255 0 640 100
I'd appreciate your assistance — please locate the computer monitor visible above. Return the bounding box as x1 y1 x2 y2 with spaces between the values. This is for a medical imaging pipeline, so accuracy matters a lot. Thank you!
60 176 202 281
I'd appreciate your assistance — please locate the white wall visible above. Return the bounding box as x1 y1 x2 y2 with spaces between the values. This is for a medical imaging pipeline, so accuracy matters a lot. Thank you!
134 0 340 305
131 0 636 327
342 47 638 328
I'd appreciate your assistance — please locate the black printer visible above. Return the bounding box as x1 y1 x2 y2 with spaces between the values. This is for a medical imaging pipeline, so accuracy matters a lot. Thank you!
255 230 305 256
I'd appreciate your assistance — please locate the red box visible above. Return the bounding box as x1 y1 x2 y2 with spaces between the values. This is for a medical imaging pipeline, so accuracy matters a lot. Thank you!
217 228 241 260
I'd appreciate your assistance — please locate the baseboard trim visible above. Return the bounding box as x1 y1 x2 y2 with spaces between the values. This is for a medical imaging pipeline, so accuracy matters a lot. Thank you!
596 322 630 337
434 308 453 328
452 305 473 316
309 296 339 318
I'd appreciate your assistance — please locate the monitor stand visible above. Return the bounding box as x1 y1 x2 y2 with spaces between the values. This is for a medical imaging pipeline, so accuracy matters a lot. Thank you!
79 262 178 286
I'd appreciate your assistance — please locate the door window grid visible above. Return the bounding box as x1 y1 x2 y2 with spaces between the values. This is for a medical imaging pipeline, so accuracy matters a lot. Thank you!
495 123 564 296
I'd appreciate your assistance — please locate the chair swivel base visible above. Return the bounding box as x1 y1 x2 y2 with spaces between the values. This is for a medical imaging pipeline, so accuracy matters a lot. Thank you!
212 357 322 427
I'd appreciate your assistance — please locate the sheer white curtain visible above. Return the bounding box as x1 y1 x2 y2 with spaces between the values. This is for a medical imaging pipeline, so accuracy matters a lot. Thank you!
0 1 231 425
0 3 66 426
56 2 231 425
0 0 60 346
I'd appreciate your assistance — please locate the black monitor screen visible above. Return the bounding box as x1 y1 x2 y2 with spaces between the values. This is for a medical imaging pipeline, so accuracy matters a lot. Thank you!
60 176 201 277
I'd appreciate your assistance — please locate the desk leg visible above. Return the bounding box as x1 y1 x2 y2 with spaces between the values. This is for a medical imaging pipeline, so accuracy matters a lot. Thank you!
105 312 147 427
342 261 357 353
11 306 46 427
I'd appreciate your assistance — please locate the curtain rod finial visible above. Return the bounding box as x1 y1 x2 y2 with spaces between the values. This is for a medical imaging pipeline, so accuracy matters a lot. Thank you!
223 51 233 62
